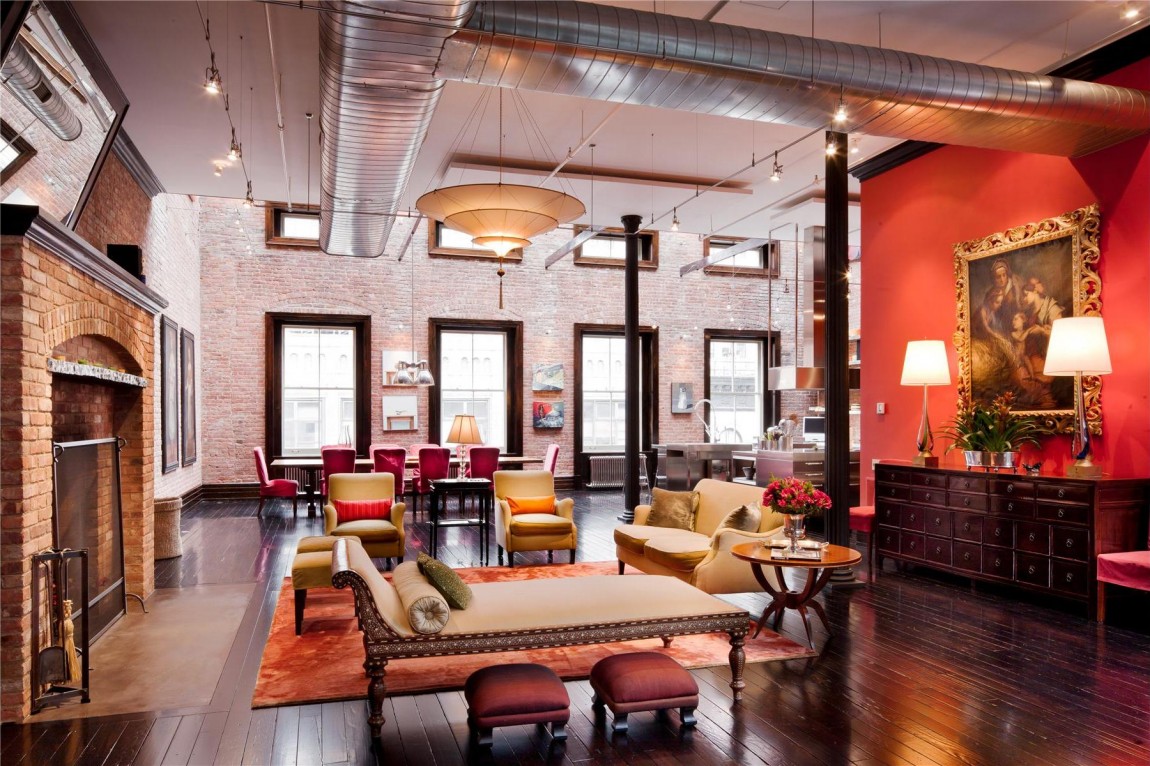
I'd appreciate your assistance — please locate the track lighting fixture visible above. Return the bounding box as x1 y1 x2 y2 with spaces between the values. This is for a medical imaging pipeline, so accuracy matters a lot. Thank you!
243 181 254 208
671 208 680 232
850 137 860 155
833 84 848 123
826 141 837 155
1122 4 1140 19
770 151 782 182
228 128 242 161
213 164 223 176
204 52 222 94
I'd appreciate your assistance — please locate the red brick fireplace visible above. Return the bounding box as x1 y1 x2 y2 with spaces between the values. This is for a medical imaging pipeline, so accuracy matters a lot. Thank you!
1 208 166 721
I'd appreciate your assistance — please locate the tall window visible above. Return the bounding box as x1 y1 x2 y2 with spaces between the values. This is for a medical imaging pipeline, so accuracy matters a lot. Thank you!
438 331 508 451
581 335 630 450
268 314 369 457
707 338 764 443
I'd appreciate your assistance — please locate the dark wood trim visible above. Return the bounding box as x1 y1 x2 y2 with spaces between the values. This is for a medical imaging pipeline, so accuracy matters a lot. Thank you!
700 236 780 278
111 130 164 197
849 141 942 182
572 225 659 269
0 120 36 184
180 483 205 509
427 318 523 455
199 483 260 500
426 219 523 261
1 1 32 63
572 323 659 488
263 203 320 249
265 313 372 459
702 329 779 442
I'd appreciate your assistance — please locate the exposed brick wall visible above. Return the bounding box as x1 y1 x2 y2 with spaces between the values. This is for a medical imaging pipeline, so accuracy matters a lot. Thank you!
1 235 154 722
74 153 150 256
198 201 860 484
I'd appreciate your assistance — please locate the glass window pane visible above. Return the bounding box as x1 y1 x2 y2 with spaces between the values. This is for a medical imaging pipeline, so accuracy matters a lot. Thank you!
581 335 642 451
281 325 356 454
439 331 507 451
281 213 320 240
707 339 762 443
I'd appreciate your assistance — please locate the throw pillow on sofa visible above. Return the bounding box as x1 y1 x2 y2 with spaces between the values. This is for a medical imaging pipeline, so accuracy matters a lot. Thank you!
392 562 450 634
417 552 472 609
717 503 762 533
333 498 392 523
507 495 556 515
647 488 699 531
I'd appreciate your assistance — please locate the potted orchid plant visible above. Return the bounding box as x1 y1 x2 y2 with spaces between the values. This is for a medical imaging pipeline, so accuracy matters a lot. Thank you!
762 476 832 553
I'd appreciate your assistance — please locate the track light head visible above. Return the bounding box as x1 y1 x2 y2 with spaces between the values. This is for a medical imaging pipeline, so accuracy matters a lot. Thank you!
770 151 782 182
671 208 680 232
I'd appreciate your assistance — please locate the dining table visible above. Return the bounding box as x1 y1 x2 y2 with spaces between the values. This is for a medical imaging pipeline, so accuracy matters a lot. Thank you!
269 454 544 516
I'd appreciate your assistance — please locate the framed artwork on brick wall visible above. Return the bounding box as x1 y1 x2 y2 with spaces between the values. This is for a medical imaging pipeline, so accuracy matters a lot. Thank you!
160 316 179 473
180 329 197 466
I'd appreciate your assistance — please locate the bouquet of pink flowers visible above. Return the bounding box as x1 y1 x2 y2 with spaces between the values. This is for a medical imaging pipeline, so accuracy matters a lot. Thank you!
761 475 831 516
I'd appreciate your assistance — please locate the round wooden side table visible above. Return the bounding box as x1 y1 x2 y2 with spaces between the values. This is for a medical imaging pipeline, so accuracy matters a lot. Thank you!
731 542 862 647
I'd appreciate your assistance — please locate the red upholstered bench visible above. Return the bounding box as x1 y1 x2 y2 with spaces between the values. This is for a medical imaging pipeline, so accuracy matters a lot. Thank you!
1096 550 1150 622
589 651 699 733
849 505 877 580
464 664 570 746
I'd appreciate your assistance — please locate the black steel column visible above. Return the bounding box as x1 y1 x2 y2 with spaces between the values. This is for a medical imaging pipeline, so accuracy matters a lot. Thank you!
824 131 851 549
620 213 643 521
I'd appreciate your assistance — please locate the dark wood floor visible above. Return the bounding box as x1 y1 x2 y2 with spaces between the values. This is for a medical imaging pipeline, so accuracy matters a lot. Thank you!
4 491 1149 765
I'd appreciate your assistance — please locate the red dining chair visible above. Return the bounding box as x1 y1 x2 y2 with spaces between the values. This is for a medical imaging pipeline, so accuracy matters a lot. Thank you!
466 446 501 483
408 442 439 487
372 446 408 497
849 476 877 580
543 443 560 475
254 447 298 517
320 446 356 501
413 446 450 516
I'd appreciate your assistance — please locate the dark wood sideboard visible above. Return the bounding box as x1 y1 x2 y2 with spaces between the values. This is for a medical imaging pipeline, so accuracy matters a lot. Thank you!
874 462 1149 618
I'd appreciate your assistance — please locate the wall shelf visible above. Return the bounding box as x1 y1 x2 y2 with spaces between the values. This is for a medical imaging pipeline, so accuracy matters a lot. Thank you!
48 359 148 388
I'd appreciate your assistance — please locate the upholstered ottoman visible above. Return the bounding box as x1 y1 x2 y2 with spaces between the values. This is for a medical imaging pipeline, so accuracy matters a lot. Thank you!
291 535 349 635
590 651 699 733
464 664 570 746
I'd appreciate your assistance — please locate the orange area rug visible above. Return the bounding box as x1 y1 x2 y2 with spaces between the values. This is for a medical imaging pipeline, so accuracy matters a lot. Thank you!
252 561 814 709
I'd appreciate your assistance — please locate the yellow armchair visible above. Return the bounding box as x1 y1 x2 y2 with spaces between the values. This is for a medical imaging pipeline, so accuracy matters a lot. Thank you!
492 470 577 567
323 473 407 565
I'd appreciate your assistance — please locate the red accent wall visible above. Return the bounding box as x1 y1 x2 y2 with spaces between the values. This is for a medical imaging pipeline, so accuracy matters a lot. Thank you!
860 58 1150 480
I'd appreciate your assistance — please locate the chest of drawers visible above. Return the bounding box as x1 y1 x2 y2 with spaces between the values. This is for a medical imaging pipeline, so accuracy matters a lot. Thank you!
874 463 1148 617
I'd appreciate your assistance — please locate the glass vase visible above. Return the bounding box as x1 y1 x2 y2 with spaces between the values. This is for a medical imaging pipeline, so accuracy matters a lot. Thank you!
784 513 807 553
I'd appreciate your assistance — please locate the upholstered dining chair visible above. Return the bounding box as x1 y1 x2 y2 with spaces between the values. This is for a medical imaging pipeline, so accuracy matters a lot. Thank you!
466 446 501 483
543 443 560 475
320 445 356 501
372 446 408 497
323 472 406 567
412 447 450 515
254 447 298 517
1095 525 1150 622
849 477 877 580
492 470 577 567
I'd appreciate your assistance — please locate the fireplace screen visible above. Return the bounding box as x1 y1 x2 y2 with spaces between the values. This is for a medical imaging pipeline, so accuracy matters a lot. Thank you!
52 438 126 640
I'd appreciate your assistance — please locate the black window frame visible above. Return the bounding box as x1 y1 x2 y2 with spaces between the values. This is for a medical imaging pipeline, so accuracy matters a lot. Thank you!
572 226 659 269
265 313 371 458
700 236 781 277
702 329 779 442
428 318 524 454
0 120 37 184
427 220 524 261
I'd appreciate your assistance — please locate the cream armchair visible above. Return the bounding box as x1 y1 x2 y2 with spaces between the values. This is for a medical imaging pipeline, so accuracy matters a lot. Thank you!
492 470 578 567
615 479 785 594
323 473 407 566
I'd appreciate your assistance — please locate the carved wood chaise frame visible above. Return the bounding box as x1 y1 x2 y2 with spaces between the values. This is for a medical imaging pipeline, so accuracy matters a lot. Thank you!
331 547 750 740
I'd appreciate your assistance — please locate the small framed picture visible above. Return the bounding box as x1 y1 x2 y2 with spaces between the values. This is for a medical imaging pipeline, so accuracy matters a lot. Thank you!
671 382 694 413
383 394 418 431
386 416 414 431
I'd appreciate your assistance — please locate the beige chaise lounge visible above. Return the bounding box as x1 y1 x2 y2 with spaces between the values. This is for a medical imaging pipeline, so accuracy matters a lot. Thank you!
616 478 787 593
330 538 750 740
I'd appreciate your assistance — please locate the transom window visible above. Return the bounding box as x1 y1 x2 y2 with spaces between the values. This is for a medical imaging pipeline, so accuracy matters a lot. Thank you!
707 339 764 443
0 121 36 184
573 226 658 268
438 330 508 451
428 220 523 260
266 205 320 247
703 237 780 276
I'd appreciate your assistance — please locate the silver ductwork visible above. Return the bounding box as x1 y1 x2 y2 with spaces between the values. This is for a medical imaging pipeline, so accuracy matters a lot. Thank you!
318 1 473 256
439 1 1150 157
1 40 81 141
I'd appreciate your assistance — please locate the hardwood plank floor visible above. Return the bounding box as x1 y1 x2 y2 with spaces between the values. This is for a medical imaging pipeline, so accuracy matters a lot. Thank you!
3 491 1148 765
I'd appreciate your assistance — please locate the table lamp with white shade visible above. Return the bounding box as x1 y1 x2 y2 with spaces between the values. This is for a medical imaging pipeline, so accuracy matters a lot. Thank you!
446 413 483 473
900 340 952 467
1043 316 1111 478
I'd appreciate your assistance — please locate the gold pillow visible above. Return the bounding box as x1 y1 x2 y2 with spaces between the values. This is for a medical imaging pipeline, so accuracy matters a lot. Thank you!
646 488 699 531
718 503 762 533
417 552 472 609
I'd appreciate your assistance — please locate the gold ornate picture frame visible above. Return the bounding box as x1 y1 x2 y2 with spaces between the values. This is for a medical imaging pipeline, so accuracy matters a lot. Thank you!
953 203 1101 434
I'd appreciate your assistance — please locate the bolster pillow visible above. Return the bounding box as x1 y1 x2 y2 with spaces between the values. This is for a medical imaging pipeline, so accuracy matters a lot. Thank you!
392 562 450 635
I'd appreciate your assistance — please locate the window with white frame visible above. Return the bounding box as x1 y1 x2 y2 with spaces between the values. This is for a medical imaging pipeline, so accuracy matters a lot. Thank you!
581 335 640 450
439 331 508 451
280 325 356 454
707 339 763 443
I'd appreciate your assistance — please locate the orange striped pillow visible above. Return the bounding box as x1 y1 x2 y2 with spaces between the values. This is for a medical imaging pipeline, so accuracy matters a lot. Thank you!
334 499 392 523
507 495 556 515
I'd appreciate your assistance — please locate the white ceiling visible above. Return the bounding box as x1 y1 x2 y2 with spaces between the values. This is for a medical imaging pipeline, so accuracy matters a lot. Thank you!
72 1 1148 244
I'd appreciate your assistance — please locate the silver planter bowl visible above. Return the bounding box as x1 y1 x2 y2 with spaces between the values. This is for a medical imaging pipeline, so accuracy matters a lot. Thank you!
989 451 1021 469
963 451 987 467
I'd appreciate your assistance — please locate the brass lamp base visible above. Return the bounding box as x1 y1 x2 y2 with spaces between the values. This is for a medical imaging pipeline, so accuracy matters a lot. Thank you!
1066 460 1102 479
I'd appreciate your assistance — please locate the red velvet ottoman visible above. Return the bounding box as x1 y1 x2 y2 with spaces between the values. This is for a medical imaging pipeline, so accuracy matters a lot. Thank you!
464 663 570 746
589 651 699 733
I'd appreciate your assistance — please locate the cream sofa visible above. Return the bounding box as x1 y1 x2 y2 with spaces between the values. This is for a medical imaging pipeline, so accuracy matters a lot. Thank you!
615 478 786 593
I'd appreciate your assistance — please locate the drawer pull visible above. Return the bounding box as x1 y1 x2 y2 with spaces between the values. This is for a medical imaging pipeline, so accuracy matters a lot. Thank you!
933 516 942 526
963 552 972 562
1027 565 1036 575
1007 502 1015 512
1028 532 1036 542
1057 488 1065 499
964 497 971 507
925 492 932 501
934 546 942 555
889 489 896 496
963 522 971 532
994 557 1002 568
1006 484 1014 494
1065 539 1074 548
1065 573 1074 582
994 528 1002 538
909 541 917 549
1057 508 1065 518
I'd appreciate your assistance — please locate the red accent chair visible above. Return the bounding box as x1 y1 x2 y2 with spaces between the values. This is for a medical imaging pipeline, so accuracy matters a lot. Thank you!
1096 526 1150 622
413 446 451 515
320 446 356 501
849 476 877 580
543 443 560 475
254 446 298 517
372 447 408 496
466 446 501 483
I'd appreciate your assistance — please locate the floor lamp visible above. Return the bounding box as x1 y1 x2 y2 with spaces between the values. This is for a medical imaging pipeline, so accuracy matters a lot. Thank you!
1043 316 1111 478
901 340 951 467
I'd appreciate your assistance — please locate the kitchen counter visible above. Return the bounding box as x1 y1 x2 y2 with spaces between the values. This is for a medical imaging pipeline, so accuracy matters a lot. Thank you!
656 443 753 490
732 449 861 505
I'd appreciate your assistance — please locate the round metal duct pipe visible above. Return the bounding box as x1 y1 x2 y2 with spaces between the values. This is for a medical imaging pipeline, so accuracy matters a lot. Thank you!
1 40 81 142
